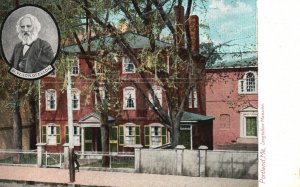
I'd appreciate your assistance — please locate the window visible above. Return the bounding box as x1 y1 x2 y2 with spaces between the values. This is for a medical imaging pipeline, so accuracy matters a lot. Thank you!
240 106 258 137
122 56 135 73
42 124 61 145
238 72 257 94
123 87 136 110
245 117 257 136
119 124 140 146
46 89 56 111
71 89 80 110
144 124 167 147
180 125 191 130
149 86 162 107
188 88 198 108
95 87 105 105
94 61 105 75
70 58 79 76
65 125 81 146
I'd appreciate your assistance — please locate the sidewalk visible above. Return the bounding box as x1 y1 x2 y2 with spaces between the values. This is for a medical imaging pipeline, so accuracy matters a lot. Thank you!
0 166 257 187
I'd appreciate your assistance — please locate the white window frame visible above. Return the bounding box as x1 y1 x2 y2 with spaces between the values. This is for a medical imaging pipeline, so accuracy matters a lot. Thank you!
94 61 105 76
95 87 105 105
122 56 136 73
123 123 140 147
123 87 136 110
125 125 135 146
240 106 258 138
71 88 80 110
46 124 60 145
149 86 162 107
149 123 164 147
238 71 258 94
70 58 80 76
188 87 198 108
67 124 81 146
45 89 57 111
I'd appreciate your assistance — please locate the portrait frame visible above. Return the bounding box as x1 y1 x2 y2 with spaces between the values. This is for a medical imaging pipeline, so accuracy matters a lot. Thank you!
0 4 60 80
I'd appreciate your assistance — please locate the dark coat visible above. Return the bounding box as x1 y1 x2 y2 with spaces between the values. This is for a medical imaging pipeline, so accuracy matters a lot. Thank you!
10 38 54 73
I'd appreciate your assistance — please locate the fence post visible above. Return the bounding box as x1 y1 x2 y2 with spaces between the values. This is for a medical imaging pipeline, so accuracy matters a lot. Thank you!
176 145 185 176
134 145 143 173
36 143 47 167
198 145 208 177
63 143 69 169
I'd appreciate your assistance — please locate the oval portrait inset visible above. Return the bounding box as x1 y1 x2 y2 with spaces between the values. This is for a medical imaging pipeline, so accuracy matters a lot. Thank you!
1 4 60 80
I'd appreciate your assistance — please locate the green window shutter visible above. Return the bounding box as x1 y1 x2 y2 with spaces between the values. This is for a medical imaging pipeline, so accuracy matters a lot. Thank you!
65 126 69 143
42 126 47 143
119 126 124 145
135 126 140 144
56 126 61 144
144 126 150 146
161 127 167 145
110 126 118 141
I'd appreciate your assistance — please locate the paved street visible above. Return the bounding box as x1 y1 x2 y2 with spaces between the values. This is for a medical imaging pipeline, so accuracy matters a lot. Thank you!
0 166 257 187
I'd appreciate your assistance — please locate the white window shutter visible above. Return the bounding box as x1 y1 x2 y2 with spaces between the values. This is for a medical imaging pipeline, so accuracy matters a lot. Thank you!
238 80 244 94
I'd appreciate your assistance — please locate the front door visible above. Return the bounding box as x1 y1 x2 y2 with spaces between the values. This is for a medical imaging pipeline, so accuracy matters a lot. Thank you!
84 127 101 152
179 125 191 149
109 126 118 152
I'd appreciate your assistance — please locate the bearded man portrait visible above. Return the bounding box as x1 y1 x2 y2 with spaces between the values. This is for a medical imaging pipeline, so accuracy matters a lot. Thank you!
9 14 54 73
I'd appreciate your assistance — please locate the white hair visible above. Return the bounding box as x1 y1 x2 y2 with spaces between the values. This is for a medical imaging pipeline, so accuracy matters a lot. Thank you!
16 14 41 34
16 14 41 45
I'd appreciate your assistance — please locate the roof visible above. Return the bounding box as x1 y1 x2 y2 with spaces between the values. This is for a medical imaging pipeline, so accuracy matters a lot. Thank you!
62 32 171 53
181 112 214 122
206 51 257 69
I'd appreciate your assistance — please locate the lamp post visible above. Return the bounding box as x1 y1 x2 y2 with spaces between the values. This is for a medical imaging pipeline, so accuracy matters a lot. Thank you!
67 65 75 182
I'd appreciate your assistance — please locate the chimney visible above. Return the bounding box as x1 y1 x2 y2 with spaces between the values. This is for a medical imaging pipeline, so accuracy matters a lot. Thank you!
188 15 199 55
174 5 185 48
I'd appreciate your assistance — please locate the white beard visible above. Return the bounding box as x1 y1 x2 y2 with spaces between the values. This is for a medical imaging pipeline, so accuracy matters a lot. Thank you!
18 31 38 45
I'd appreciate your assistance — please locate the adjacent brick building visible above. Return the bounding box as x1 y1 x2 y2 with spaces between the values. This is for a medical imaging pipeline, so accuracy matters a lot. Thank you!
206 52 258 150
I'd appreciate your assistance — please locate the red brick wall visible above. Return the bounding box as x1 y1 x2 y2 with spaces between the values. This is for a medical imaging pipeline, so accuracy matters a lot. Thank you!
205 68 258 146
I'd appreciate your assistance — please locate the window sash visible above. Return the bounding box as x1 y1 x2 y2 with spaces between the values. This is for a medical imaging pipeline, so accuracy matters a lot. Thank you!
123 125 140 146
71 90 80 110
45 125 60 145
123 57 135 73
239 72 257 94
65 126 81 146
46 90 56 110
124 88 136 109
71 59 79 75
245 117 257 136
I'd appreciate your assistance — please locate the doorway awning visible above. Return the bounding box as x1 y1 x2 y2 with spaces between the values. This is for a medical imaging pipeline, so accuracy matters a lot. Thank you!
180 112 214 123
79 112 116 128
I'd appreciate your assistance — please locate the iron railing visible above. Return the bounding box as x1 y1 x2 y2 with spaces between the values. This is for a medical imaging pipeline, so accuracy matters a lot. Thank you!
0 149 37 166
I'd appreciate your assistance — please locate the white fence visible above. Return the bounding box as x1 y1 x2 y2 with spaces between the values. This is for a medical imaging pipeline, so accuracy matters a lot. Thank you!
0 145 258 179
135 145 258 179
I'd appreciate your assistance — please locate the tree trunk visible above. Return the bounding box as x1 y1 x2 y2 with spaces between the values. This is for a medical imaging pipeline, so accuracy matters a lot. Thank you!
28 90 37 149
101 124 110 167
12 92 22 150
171 120 181 148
